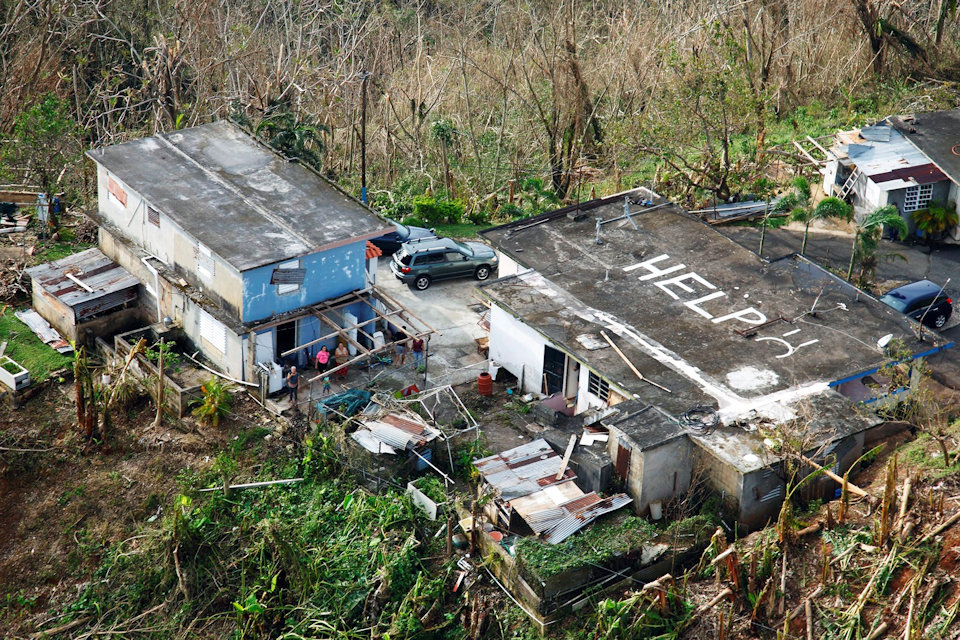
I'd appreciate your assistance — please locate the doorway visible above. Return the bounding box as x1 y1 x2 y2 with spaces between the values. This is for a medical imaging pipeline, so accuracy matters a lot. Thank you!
542 345 566 395
275 320 297 365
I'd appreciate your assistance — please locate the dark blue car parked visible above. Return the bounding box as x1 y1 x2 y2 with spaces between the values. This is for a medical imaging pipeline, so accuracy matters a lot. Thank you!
370 221 437 255
879 280 953 329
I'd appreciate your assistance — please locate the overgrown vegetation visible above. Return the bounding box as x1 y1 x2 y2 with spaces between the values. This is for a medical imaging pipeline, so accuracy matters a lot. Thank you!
0 309 72 382
516 516 657 581
53 438 471 639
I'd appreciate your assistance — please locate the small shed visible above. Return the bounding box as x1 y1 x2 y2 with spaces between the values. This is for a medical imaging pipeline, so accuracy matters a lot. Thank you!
26 248 140 346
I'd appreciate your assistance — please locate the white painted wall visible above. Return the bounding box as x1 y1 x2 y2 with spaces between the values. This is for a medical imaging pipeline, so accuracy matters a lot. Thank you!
494 251 522 278
488 303 547 395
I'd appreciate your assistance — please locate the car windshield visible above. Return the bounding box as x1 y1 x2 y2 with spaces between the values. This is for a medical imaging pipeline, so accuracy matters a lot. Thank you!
879 293 909 312
394 222 409 236
455 241 474 256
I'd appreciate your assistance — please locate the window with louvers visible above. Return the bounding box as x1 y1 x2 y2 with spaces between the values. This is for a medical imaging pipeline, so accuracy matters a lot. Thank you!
588 371 610 402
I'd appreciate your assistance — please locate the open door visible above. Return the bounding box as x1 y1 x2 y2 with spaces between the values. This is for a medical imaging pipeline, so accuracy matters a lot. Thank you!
542 345 565 395
615 442 631 482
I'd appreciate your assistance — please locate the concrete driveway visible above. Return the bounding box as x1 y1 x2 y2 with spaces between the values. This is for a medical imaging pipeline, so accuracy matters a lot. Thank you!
375 264 490 387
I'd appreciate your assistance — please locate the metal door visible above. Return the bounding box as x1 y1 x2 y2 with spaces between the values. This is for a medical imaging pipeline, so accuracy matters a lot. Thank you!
615 443 631 481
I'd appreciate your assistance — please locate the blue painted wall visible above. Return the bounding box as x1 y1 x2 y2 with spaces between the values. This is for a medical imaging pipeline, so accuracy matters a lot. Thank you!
241 242 367 323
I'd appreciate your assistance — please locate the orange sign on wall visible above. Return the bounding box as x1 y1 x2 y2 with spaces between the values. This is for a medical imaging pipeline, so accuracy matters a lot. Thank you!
107 177 127 207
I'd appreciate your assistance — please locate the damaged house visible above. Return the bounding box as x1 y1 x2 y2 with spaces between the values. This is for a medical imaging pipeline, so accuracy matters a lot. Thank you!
823 108 960 241
83 121 428 389
478 189 953 530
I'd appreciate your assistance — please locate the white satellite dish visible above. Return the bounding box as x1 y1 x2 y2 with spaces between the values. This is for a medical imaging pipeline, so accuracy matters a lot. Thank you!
877 334 894 350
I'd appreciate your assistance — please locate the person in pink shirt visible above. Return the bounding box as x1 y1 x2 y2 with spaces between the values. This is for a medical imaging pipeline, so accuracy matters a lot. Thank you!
315 345 330 372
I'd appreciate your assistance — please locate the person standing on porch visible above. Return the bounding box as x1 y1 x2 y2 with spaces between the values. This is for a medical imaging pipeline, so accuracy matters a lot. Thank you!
334 342 349 380
286 365 300 409
315 345 330 372
393 326 408 367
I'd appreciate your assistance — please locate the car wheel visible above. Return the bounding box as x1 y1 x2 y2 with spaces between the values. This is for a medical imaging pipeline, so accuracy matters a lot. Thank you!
414 275 432 291
475 266 491 281
933 313 948 328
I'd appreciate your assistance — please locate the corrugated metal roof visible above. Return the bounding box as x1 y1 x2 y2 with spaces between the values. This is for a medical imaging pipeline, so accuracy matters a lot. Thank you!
475 439 580 501
26 248 139 318
543 493 633 544
352 412 439 455
832 125 938 180
351 430 397 454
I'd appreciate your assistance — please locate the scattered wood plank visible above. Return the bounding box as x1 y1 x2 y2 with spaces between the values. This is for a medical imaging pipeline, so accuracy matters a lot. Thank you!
919 509 960 544
695 587 733 617
600 330 671 393
555 434 577 480
29 616 89 639
65 272 94 292
198 478 302 492
799 453 877 504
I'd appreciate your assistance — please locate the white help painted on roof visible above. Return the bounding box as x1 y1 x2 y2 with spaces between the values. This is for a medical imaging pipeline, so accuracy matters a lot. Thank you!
514 270 830 426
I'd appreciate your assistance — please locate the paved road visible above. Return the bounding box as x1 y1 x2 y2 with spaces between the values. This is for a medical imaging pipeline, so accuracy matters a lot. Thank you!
718 225 960 342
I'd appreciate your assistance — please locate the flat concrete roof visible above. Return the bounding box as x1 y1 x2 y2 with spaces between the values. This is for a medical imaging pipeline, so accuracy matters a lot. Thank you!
890 109 960 186
480 190 951 426
86 121 391 272
601 401 686 451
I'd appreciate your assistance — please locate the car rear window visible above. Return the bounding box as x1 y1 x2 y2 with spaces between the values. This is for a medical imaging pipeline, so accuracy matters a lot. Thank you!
879 293 908 312
396 250 412 266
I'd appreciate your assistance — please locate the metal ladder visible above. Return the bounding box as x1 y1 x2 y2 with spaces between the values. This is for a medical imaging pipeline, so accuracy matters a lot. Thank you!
836 167 861 199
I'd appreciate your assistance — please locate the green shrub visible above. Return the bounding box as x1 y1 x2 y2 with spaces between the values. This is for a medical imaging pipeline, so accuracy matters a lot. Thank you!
400 215 428 228
412 196 464 225
191 377 233 427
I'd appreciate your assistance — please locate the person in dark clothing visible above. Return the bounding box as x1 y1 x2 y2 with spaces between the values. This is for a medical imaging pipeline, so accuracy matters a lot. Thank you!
411 335 425 368
286 365 300 408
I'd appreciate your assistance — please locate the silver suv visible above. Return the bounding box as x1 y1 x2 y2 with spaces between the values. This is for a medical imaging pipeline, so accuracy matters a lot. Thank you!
390 238 499 290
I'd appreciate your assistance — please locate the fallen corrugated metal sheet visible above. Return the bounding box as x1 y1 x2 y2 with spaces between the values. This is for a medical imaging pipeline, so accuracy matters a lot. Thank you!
351 430 397 455
543 493 633 544
352 411 439 455
14 309 72 353
510 481 587 534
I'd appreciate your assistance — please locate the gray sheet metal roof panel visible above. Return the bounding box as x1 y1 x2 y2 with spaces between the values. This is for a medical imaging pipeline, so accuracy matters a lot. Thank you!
543 493 633 544
522 507 568 534
86 121 392 271
26 248 139 313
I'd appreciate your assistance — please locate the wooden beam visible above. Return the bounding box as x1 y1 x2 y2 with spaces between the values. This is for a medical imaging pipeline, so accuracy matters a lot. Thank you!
600 330 671 393
279 314 382 357
792 139 819 166
806 135 829 156
315 310 370 355
555 434 577 480
798 454 876 503
375 286 443 336
65 272 94 292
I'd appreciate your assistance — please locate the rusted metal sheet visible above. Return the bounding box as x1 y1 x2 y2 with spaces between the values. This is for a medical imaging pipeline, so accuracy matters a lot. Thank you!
26 248 139 317
543 493 633 544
